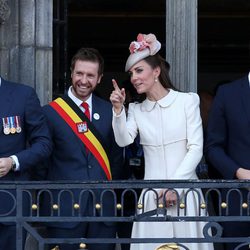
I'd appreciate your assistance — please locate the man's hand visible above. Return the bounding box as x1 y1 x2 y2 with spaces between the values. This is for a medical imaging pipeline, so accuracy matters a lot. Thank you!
236 167 250 180
0 157 12 177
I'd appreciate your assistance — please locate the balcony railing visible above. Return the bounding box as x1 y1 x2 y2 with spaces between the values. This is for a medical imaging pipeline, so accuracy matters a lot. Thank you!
1 180 250 250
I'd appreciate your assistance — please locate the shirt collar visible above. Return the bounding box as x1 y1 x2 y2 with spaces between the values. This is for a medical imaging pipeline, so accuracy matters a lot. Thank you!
68 86 92 109
141 89 179 112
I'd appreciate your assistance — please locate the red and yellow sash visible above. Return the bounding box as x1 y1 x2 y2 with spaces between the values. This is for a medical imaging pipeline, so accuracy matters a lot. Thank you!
50 97 112 180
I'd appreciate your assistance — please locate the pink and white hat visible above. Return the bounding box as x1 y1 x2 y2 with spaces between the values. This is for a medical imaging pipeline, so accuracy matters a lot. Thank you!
125 33 161 72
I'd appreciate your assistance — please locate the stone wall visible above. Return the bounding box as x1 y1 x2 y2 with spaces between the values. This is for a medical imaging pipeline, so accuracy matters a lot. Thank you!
0 0 53 105
0 0 10 24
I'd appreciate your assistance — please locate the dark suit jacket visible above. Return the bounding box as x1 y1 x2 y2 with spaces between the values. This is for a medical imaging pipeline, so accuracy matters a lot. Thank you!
0 78 52 215
205 75 250 224
205 75 250 179
41 93 124 228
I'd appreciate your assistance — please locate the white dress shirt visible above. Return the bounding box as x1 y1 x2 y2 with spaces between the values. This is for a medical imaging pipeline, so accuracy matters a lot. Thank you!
68 86 92 120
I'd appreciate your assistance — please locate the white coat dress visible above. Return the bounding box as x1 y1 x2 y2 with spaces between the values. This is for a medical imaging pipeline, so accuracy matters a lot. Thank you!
112 89 214 250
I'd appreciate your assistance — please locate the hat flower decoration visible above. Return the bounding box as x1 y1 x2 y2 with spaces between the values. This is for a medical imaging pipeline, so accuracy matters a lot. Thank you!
125 33 161 71
129 33 161 55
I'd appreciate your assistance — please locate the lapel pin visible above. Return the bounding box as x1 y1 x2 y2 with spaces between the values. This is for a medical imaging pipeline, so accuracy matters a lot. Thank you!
93 113 100 120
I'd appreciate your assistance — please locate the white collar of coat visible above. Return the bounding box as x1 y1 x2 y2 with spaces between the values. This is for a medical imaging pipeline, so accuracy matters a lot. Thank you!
141 89 178 112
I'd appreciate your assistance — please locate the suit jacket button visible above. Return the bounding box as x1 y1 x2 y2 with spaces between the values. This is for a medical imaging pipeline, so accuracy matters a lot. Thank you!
88 165 92 169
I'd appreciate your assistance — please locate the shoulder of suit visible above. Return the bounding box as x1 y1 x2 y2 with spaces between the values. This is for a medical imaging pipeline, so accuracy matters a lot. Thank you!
93 94 112 107
6 80 34 92
217 75 247 93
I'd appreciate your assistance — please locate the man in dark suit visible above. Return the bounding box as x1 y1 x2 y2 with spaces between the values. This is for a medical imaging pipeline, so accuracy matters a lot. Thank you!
205 72 250 250
41 48 123 250
0 77 52 249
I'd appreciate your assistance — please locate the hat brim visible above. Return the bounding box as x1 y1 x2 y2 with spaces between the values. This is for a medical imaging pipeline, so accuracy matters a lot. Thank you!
125 48 150 72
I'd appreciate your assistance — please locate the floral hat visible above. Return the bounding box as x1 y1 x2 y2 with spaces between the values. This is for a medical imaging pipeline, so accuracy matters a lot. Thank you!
125 33 161 72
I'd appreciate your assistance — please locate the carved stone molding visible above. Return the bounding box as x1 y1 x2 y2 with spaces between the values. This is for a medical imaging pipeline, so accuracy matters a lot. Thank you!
0 0 10 24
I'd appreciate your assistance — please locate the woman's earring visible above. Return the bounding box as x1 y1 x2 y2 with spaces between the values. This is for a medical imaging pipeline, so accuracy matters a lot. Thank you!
154 77 158 83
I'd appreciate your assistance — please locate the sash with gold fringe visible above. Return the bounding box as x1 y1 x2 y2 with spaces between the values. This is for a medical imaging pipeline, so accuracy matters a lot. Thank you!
49 96 112 180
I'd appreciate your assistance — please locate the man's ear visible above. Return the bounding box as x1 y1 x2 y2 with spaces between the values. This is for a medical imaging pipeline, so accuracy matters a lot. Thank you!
97 74 103 84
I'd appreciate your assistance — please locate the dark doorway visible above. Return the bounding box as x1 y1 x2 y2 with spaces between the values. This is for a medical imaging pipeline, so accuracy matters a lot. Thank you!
53 0 250 98
198 0 250 94
67 0 166 100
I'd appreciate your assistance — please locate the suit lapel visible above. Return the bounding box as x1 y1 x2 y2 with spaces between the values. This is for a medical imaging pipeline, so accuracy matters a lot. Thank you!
88 95 102 160
240 76 250 124
0 80 13 117
91 95 101 130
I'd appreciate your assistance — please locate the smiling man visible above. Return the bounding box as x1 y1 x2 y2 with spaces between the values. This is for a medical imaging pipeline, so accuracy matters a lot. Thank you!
40 48 123 250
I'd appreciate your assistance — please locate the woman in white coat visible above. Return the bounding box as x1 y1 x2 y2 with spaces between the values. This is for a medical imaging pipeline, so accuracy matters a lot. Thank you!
110 33 213 250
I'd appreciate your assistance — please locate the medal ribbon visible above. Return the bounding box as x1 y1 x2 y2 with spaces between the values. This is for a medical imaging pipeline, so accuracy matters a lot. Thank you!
49 98 112 180
9 117 16 133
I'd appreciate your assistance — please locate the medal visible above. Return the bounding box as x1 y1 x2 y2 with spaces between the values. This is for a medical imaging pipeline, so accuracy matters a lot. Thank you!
16 127 22 133
10 127 16 134
15 116 22 133
9 117 16 134
3 127 10 135
2 117 10 135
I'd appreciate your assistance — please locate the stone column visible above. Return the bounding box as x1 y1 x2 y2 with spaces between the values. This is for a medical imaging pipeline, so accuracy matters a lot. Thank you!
0 0 52 105
166 0 197 92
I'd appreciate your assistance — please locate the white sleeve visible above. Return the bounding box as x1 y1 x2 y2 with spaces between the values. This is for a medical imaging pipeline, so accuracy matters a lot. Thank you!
112 103 138 147
171 93 203 179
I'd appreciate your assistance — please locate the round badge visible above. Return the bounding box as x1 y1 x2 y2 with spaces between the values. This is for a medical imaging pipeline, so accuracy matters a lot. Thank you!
93 113 100 120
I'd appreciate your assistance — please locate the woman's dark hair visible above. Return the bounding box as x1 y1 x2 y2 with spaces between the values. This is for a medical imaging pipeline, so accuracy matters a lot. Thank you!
70 48 104 76
144 53 177 90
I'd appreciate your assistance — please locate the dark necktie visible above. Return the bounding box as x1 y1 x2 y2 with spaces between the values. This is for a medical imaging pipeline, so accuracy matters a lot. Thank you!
81 102 90 120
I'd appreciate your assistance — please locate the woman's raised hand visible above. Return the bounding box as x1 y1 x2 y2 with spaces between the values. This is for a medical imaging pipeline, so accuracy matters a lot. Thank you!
110 79 126 115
